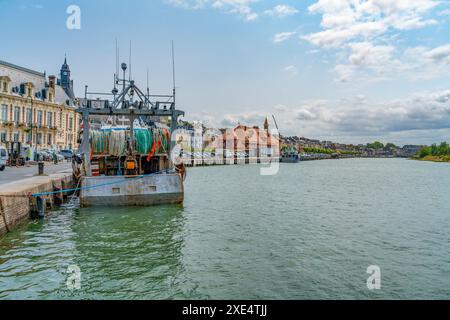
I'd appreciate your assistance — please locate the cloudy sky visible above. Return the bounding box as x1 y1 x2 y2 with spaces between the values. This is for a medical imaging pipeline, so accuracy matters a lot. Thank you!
1 0 450 145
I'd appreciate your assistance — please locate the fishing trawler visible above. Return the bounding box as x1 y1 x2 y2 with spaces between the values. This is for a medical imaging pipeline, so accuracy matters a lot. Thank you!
280 146 300 163
73 60 186 207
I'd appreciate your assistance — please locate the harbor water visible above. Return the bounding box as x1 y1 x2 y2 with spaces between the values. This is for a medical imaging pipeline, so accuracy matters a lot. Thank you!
1 158 450 299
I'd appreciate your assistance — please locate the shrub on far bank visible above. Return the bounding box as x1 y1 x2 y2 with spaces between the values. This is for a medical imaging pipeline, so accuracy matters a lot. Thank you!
417 142 450 158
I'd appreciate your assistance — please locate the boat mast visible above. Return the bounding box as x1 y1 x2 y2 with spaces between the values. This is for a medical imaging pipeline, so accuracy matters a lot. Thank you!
172 40 176 109
78 44 185 171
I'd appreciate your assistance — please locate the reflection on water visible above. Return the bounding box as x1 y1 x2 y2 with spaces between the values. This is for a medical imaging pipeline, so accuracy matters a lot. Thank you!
1 159 450 299
0 203 187 299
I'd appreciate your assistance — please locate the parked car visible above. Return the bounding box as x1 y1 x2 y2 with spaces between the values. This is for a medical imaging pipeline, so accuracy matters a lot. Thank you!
59 149 74 159
36 150 52 161
0 146 8 171
55 152 65 162
225 150 234 158
45 150 64 162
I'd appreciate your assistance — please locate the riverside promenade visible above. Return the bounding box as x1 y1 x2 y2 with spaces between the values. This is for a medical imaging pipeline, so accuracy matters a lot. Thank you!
0 163 75 236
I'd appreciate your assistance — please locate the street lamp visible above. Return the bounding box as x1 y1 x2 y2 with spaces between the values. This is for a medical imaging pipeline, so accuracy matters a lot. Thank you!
27 96 38 161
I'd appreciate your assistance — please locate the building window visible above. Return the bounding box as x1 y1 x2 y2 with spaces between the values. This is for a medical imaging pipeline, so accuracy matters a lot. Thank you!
0 132 6 142
47 112 53 127
37 133 42 145
26 132 32 144
0 104 8 121
27 87 32 97
69 117 73 131
2 82 7 93
14 106 21 123
37 110 43 126
13 132 19 142
47 133 52 145
26 108 32 125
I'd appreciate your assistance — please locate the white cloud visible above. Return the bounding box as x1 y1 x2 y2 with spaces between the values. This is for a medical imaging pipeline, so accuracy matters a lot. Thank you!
348 42 395 66
165 0 260 22
244 12 259 21
272 90 450 143
282 65 298 77
272 31 296 43
301 90 450 134
167 1 299 22
333 42 450 82
264 4 299 18
186 90 450 144
300 0 448 82
305 0 440 46
423 44 450 63
334 41 401 82
438 8 450 16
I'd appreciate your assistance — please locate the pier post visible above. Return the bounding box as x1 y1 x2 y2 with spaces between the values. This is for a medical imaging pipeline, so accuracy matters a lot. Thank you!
256 127 260 164
36 196 46 219
223 135 226 165
190 134 194 167
38 162 44 175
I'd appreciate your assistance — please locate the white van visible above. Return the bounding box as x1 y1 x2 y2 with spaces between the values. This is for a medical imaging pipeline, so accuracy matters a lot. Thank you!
0 146 7 171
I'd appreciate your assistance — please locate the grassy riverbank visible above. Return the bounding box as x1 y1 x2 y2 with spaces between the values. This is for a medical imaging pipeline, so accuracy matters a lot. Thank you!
413 142 450 163
414 155 450 163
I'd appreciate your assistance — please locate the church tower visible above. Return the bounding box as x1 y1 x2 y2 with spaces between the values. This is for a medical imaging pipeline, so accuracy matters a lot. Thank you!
264 117 269 131
60 56 75 99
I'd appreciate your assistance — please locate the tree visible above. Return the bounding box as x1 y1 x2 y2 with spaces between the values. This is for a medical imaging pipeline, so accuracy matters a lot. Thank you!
385 143 397 149
418 142 450 158
431 144 439 156
367 141 384 149
419 146 431 158
438 142 450 155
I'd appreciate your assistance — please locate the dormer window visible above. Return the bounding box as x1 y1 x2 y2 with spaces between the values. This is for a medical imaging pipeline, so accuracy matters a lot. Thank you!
0 76 11 93
27 87 32 97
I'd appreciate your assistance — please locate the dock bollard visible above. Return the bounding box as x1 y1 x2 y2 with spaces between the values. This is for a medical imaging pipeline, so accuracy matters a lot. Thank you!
38 162 44 175
36 196 46 219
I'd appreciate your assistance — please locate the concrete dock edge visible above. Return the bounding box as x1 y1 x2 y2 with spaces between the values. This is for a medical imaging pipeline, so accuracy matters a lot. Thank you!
0 171 75 236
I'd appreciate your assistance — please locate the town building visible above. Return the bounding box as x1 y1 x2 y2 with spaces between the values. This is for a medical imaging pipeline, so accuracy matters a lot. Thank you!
0 59 80 152
212 119 280 159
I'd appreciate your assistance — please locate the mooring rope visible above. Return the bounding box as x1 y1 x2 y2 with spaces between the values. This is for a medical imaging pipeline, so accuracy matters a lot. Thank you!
68 178 82 204
30 169 176 198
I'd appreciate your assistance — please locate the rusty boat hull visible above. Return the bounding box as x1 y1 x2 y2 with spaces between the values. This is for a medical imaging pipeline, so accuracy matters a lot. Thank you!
79 173 184 207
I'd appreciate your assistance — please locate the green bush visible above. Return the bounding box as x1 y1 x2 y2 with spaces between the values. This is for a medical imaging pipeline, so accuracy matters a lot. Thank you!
417 142 450 158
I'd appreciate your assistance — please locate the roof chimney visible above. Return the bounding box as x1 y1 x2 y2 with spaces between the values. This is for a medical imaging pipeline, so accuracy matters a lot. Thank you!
48 75 56 89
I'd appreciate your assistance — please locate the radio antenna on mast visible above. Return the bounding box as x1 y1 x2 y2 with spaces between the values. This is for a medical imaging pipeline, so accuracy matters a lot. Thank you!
115 37 119 82
172 40 176 106
128 40 132 81
147 68 150 95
